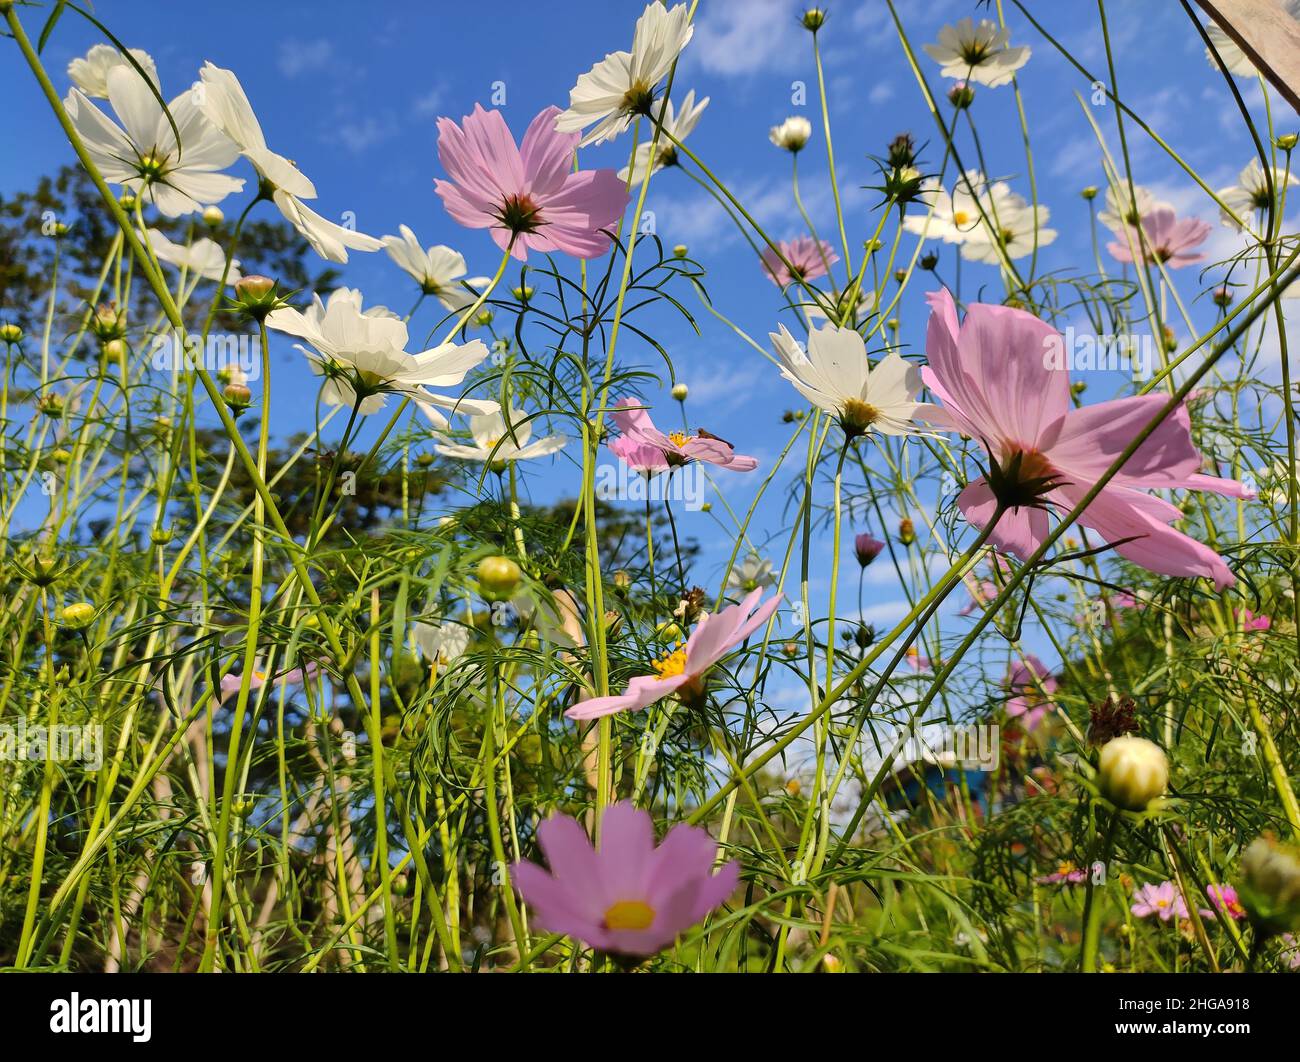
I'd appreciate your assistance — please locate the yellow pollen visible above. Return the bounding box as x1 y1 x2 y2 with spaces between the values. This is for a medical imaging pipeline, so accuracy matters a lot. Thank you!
668 430 693 448
603 899 656 931
952 209 971 226
651 645 688 679
841 398 882 433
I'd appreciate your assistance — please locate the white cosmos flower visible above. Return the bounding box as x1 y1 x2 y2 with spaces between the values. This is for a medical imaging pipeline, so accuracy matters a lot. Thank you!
1217 158 1300 229
1096 182 1170 234
65 66 244 218
555 1 694 147
196 62 382 262
922 17 1031 88
144 228 240 283
1204 23 1257 77
902 170 987 244
265 288 497 417
412 620 470 666
617 90 708 183
957 178 1056 263
430 406 567 463
68 44 159 98
769 323 922 436
725 554 776 597
382 224 488 312
769 116 812 152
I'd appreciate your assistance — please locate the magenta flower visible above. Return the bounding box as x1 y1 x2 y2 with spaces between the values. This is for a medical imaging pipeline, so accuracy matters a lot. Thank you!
434 104 629 261
760 237 839 288
1131 880 1189 921
611 397 758 472
608 432 670 474
512 802 739 957
854 533 885 568
958 578 997 616
1108 207 1211 269
1235 607 1272 632
1036 861 1087 885
566 588 781 720
216 660 320 706
1005 654 1059 731
919 290 1251 591
1201 883 1247 921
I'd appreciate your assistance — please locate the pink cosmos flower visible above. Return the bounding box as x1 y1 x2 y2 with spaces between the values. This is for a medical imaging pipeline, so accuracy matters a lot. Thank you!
566 588 781 720
760 237 839 288
216 660 320 706
919 290 1251 591
1108 207 1211 269
904 646 935 672
1036 861 1087 885
434 104 629 261
958 579 997 616
1235 607 1272 632
608 432 670 474
1006 654 1059 731
1131 880 1189 921
854 533 885 568
512 801 739 957
611 397 758 472
1201 883 1247 921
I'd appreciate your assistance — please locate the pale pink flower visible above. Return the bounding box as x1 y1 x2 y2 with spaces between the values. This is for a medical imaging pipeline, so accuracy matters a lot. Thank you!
611 397 758 471
217 660 320 706
435 104 629 261
1108 207 1211 269
760 237 839 288
958 579 997 616
512 801 739 957
1036 861 1087 885
1131 880 1189 921
566 588 781 720
919 290 1251 591
1005 654 1058 731
608 432 670 474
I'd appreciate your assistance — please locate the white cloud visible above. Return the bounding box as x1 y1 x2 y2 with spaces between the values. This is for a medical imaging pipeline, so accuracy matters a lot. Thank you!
689 0 804 77
278 38 334 79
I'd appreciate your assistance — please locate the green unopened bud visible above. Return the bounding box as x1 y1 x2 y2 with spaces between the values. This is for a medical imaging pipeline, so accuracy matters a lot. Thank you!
700 501 712 512
119 192 137 211
512 285 534 302
103 338 128 360
475 309 494 327
60 601 96 629
1213 286 1233 307
202 205 225 226
1096 735 1168 812
671 383 689 401
1275 132 1298 151
223 382 253 414
477 555 522 599
38 392 65 419
0 322 22 343
672 244 688 258
232 275 281 320
91 303 126 343
25 554 61 587
947 81 975 109
1081 186 1099 201
151 527 173 545
1071 380 1087 395
50 447 72 464
1239 834 1300 935
919 251 939 271
801 7 826 31
416 452 435 468
897 517 915 545
232 794 256 818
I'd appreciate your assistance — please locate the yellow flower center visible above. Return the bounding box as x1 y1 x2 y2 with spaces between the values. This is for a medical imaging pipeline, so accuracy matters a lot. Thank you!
952 209 971 226
840 398 881 436
668 430 693 448
651 645 688 679
603 899 656 931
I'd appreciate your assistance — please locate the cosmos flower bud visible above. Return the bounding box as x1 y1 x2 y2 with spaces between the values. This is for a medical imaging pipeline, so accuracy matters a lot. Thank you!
1213 286 1233 307
416 452 435 468
1081 186 1099 200
103 338 128 360
512 285 534 302
1275 132 1298 151
477 555 522 599
119 192 137 210
1096 735 1168 812
920 251 939 271
223 382 253 415
947 80 975 109
854 533 884 567
202 205 225 226
671 383 689 401
897 517 915 545
801 8 827 31
60 602 96 629
1239 835 1300 935
232 275 281 320
38 392 65 419
475 309 494 327
887 132 917 169
91 303 126 343
0 322 22 343
51 447 72 464
769 116 812 153
672 244 689 258
232 794 256 818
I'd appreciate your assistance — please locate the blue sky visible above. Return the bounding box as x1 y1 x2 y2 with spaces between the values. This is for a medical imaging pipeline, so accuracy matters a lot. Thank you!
4 0 1295 708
